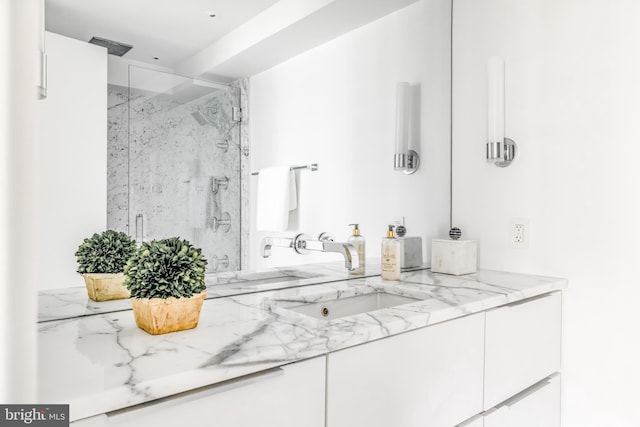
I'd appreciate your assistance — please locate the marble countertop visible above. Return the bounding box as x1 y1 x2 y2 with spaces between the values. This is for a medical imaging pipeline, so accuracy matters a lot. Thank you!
37 263 567 422
38 262 386 323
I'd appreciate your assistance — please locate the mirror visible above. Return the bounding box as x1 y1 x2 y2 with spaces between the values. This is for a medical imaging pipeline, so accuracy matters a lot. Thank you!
40 0 454 301
108 66 244 273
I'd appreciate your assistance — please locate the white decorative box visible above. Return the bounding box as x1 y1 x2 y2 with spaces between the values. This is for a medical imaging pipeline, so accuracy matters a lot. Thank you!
431 239 477 275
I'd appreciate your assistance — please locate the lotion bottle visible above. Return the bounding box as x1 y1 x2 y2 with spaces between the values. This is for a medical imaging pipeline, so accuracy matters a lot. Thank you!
348 224 365 275
381 225 401 281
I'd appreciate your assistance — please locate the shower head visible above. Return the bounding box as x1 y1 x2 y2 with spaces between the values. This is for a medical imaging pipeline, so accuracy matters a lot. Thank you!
191 108 217 126
88 36 133 57
191 111 210 126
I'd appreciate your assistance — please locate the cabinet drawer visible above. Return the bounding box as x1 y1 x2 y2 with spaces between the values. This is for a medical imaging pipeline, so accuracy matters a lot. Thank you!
484 374 560 427
327 312 484 427
73 357 326 427
484 292 562 410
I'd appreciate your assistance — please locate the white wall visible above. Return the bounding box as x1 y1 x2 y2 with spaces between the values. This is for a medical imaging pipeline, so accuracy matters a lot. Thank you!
452 0 640 425
37 32 107 289
249 0 451 269
1 0 40 402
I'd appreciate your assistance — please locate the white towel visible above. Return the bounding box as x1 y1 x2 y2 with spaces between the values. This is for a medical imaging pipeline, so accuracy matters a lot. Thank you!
289 170 297 211
257 166 295 231
189 177 211 228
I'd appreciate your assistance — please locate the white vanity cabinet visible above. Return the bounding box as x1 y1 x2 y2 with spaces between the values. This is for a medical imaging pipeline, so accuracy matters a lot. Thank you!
71 290 563 427
330 290 561 427
484 292 562 410
72 356 326 427
326 312 485 427
483 374 561 427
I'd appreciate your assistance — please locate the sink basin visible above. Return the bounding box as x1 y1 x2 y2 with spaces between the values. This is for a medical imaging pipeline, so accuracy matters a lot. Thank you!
286 291 421 320
233 275 308 285
206 271 317 287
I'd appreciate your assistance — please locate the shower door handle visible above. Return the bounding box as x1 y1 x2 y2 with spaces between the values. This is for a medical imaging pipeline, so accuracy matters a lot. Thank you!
135 214 144 244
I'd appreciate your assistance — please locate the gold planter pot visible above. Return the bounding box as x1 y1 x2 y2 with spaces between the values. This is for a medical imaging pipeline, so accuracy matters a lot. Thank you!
130 291 207 335
83 273 130 301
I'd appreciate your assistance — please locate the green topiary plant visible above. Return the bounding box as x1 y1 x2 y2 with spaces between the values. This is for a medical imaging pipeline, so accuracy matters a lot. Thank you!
75 230 137 274
124 237 208 299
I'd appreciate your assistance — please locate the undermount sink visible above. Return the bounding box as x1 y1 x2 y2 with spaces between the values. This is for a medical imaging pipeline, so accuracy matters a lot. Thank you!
206 271 318 288
285 291 421 320
233 275 308 285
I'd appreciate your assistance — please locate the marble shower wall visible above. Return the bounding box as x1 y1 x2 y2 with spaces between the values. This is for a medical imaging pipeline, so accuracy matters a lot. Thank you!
107 88 129 233
107 70 244 272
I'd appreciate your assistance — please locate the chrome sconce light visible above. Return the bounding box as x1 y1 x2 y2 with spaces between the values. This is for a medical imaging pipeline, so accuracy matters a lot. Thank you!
394 82 420 174
38 0 47 100
486 56 516 167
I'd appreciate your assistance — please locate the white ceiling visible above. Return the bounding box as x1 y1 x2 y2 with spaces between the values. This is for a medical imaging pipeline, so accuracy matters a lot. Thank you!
45 0 280 68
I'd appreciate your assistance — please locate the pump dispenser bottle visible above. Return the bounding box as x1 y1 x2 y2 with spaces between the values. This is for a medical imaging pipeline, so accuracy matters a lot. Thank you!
348 224 365 275
381 225 401 280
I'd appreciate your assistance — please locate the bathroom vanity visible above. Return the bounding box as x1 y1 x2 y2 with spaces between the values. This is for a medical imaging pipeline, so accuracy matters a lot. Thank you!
37 264 566 426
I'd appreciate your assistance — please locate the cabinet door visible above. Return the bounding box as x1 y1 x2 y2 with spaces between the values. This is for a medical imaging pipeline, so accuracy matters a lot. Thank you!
327 313 484 427
484 375 560 427
85 356 325 427
484 292 562 410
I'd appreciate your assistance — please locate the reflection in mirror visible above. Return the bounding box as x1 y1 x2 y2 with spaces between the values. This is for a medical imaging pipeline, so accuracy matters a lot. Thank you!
107 66 242 272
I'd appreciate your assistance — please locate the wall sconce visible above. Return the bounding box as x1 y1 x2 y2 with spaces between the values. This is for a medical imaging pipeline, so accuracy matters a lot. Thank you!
38 0 47 100
486 56 516 167
394 82 420 174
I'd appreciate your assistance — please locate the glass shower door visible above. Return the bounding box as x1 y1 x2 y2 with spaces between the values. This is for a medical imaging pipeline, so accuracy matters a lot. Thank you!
127 66 241 272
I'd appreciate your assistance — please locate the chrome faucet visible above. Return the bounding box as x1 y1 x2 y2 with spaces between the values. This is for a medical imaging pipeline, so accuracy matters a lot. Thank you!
260 236 294 258
260 233 359 271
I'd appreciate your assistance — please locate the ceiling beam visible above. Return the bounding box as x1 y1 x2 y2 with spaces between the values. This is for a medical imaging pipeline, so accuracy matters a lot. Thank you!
175 0 419 80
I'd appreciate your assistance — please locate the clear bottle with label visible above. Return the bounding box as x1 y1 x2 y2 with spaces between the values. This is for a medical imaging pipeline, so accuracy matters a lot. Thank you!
381 225 401 281
348 223 365 275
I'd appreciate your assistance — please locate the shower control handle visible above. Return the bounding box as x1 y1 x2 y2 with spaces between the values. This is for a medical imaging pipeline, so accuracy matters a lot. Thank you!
212 177 229 194
212 212 231 233
135 214 144 244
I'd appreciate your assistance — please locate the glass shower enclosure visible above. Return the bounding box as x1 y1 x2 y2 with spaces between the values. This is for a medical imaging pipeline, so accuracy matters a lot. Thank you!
126 66 242 272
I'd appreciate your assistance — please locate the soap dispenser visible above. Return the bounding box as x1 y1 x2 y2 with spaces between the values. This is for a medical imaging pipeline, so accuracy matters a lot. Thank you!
348 224 365 275
381 225 401 281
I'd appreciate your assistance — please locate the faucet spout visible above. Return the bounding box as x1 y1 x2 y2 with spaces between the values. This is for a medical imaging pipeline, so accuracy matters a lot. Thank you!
260 233 359 271
319 241 359 271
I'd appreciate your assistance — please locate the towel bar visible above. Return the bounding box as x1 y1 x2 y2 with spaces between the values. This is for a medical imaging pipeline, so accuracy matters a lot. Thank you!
251 163 318 176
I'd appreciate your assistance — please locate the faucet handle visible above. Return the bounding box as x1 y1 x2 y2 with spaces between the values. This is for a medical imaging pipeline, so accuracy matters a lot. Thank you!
318 232 334 242
293 233 312 255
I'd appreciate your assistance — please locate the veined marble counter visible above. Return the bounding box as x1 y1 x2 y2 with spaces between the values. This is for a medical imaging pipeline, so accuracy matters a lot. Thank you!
37 263 567 422
38 262 385 323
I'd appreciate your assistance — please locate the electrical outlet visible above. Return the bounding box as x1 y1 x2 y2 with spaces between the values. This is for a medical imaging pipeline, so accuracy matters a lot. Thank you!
514 224 524 243
511 218 529 249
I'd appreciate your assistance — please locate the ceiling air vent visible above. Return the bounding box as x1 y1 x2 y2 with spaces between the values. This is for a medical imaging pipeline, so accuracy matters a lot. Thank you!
88 36 133 57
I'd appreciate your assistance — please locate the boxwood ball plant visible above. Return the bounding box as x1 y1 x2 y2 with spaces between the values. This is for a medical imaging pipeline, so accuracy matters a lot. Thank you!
75 230 137 274
124 237 208 299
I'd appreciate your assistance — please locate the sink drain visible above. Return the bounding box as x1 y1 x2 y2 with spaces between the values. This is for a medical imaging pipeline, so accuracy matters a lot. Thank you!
321 306 329 317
